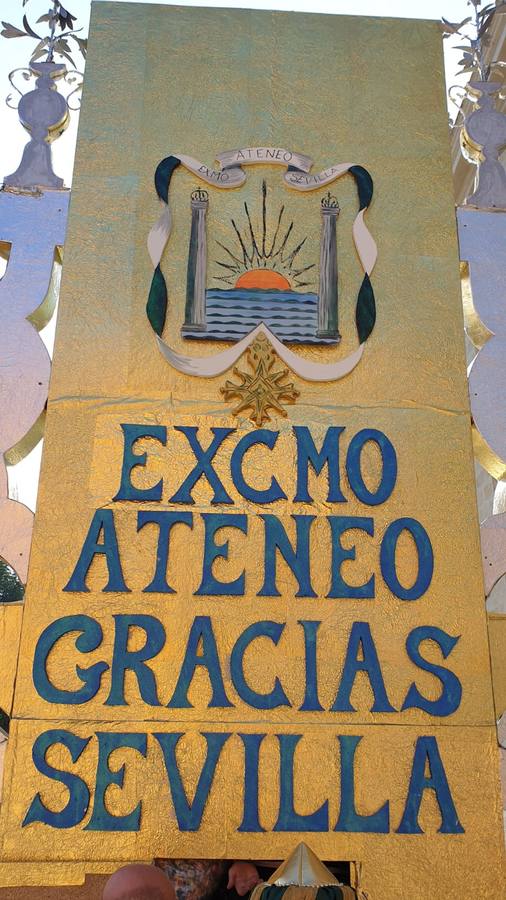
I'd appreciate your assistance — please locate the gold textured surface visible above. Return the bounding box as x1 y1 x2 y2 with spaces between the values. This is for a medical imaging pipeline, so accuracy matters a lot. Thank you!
8 404 503 729
0 604 23 716
0 872 108 895
488 612 506 719
0 3 504 896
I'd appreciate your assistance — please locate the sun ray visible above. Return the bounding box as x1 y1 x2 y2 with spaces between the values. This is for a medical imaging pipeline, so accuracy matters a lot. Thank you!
262 179 267 259
215 239 244 268
292 263 315 277
265 205 285 259
243 201 262 266
215 260 240 272
213 181 315 290
230 219 252 267
270 221 294 261
283 236 307 268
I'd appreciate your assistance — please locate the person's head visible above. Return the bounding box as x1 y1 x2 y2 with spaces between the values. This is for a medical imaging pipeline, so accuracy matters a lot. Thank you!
103 864 176 900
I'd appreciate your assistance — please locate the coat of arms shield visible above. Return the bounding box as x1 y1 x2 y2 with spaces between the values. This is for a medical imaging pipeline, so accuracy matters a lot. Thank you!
147 147 377 424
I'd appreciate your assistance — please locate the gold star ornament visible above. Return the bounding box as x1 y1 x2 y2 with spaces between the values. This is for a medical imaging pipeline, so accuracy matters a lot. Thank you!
220 333 300 426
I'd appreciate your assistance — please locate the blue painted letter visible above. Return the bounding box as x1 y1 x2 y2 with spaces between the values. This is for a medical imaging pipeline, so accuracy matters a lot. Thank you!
331 622 396 713
113 423 167 502
402 626 462 717
335 736 390 832
293 426 346 503
154 732 231 830
106 614 165 706
63 509 129 593
138 510 193 593
231 621 290 710
86 732 147 831
167 616 232 708
169 427 234 504
23 730 90 828
259 514 316 598
274 734 329 831
196 514 247 596
345 429 397 505
397 736 463 834
33 615 108 704
380 517 434 601
298 620 324 711
328 516 374 599
238 733 267 832
231 430 286 503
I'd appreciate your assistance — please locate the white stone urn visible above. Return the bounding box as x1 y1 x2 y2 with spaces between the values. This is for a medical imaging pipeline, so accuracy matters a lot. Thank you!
461 80 506 209
4 61 69 191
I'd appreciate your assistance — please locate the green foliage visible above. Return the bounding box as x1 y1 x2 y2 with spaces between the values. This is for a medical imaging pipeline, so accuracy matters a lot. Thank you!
0 559 24 604
441 1 506 81
1 1 87 67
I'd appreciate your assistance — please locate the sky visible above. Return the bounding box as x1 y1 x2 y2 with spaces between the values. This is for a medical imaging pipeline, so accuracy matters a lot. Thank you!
1 0 471 512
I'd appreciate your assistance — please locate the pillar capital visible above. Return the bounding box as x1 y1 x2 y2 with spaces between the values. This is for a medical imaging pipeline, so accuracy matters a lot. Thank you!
191 188 209 209
321 192 340 215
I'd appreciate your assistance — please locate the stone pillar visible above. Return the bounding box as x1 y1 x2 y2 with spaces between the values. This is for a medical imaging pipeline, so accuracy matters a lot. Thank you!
318 192 340 339
184 188 208 331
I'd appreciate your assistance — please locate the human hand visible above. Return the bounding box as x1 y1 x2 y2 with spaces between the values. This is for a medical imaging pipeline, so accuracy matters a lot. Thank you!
227 862 261 896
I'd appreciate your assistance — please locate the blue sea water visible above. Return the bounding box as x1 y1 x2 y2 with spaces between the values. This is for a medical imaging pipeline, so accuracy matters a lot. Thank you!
184 288 337 345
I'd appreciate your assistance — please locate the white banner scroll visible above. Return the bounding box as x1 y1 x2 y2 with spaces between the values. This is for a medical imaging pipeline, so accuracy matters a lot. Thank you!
218 147 313 172
176 148 314 188
284 162 353 190
176 154 246 188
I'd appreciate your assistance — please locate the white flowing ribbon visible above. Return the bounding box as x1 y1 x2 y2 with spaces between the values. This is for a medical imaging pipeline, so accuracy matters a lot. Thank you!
353 208 377 276
147 206 171 268
176 154 246 188
156 323 364 382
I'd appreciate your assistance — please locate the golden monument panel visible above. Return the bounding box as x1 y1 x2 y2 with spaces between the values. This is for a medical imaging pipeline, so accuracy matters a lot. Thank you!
0 3 503 897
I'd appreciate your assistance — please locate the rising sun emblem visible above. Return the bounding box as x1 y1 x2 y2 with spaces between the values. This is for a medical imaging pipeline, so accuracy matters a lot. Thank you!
182 179 336 347
214 179 315 292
